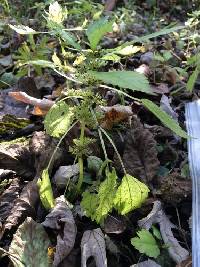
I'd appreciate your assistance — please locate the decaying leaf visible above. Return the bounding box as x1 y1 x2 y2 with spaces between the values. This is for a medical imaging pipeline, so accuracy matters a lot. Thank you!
151 83 170 94
98 104 133 129
158 172 192 204
131 259 161 267
104 214 126 234
53 164 79 189
9 91 54 111
0 179 39 240
122 117 159 183
138 201 189 263
176 256 192 267
9 217 50 267
0 178 20 224
0 138 35 179
160 95 178 121
81 228 107 267
104 0 117 11
42 196 77 266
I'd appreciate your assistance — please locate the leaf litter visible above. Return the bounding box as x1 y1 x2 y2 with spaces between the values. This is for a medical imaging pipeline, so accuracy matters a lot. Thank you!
0 1 195 266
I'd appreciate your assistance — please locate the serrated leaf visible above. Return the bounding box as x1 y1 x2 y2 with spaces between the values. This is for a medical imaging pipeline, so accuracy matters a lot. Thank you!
186 67 199 92
115 45 141 56
131 229 160 258
81 191 98 221
95 169 117 222
86 17 113 50
9 24 37 35
9 217 50 267
90 71 153 94
142 99 188 138
44 101 74 138
81 169 117 223
37 169 55 210
114 174 149 215
58 29 81 50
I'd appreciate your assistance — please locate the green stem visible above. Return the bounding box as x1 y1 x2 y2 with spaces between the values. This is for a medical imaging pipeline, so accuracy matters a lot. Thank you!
76 122 85 192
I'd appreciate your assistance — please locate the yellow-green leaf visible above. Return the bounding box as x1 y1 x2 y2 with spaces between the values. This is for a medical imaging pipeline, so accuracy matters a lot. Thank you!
142 99 188 138
37 169 55 210
114 174 149 215
44 101 74 138
86 17 113 50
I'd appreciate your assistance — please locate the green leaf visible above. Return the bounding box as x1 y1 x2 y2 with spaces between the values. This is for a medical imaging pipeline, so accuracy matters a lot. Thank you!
141 99 188 138
37 169 55 210
86 17 113 50
101 53 121 62
114 174 149 215
81 191 98 221
131 229 160 258
115 45 141 56
9 217 50 267
95 168 117 222
90 71 153 94
26 59 55 68
186 67 199 92
44 101 74 138
9 24 37 35
133 25 184 43
58 29 81 50
151 225 162 240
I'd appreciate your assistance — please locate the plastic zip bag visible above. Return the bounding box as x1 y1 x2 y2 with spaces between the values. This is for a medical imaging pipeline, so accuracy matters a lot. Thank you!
186 100 200 266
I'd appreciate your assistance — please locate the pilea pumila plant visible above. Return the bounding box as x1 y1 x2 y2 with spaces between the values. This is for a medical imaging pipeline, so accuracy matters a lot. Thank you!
9 1 189 223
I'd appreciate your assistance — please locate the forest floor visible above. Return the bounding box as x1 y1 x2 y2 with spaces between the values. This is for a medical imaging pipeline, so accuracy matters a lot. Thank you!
0 1 197 266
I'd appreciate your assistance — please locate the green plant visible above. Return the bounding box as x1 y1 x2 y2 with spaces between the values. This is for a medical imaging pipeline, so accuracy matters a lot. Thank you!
9 1 189 221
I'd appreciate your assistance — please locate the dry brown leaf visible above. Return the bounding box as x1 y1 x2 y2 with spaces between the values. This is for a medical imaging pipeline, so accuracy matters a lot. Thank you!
138 201 189 263
104 0 117 11
98 104 133 130
0 139 35 178
0 178 20 224
81 228 107 267
42 196 77 267
9 91 54 110
176 256 192 267
0 179 39 240
104 215 126 234
121 116 159 183
135 64 151 76
151 83 170 94
32 105 49 116
158 173 192 205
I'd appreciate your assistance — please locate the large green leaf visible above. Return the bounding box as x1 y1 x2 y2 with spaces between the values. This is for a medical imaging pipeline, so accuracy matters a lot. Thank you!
81 169 117 223
95 169 117 223
58 29 81 50
90 71 153 94
131 229 160 258
44 101 74 138
37 169 55 210
9 217 50 267
142 99 188 138
86 17 113 50
114 174 149 215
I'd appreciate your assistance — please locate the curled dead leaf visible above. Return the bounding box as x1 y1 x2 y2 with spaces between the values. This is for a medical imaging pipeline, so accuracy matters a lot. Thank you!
81 228 107 267
42 196 77 266
0 179 39 240
119 116 159 183
98 104 133 130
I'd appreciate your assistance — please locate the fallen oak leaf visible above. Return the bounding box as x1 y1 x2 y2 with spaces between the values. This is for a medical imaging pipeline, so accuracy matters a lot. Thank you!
9 217 50 267
81 228 107 267
42 196 77 267
98 104 133 129
9 91 54 110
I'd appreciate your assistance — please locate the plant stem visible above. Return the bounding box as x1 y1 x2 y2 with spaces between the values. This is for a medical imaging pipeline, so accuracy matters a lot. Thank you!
76 122 85 192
